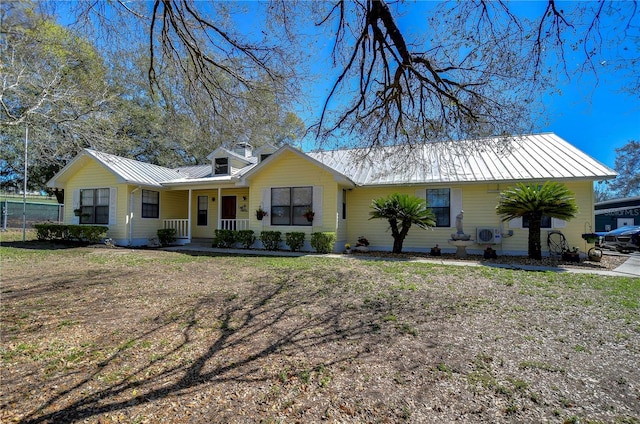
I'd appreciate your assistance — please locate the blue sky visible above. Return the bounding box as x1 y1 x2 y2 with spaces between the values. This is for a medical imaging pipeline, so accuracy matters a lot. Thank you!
56 1 638 170
335 1 639 170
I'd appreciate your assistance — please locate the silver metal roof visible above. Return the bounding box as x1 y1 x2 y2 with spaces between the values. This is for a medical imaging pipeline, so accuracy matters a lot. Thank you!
50 133 614 190
85 150 184 187
308 133 616 185
172 165 212 179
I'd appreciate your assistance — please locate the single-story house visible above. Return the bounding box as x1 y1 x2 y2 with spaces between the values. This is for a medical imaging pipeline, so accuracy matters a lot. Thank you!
47 133 616 255
595 196 640 232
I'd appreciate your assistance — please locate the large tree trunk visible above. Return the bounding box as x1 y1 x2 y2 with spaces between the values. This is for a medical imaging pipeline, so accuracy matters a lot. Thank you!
392 237 405 254
527 215 542 260
391 219 412 253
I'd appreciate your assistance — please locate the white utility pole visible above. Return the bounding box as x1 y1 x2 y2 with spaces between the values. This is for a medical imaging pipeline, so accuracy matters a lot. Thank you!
22 125 28 241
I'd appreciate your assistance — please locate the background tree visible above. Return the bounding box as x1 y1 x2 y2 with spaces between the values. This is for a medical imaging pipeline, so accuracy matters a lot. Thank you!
369 193 436 254
593 182 614 203
58 0 638 151
0 1 114 191
607 140 640 198
1 1 307 192
496 182 578 260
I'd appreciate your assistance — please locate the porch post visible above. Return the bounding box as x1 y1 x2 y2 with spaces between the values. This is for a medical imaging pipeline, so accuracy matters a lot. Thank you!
188 189 192 242
217 187 222 230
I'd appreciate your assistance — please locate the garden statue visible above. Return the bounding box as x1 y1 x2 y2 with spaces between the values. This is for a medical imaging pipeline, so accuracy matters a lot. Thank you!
451 210 471 241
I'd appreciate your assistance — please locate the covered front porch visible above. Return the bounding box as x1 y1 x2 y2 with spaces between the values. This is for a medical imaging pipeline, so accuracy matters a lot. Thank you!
160 186 250 244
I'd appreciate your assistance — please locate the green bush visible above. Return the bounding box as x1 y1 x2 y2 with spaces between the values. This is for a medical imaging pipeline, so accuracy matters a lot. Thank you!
236 230 256 249
285 232 306 252
311 232 336 253
157 228 177 246
310 232 336 253
33 224 108 243
213 229 236 248
260 231 282 251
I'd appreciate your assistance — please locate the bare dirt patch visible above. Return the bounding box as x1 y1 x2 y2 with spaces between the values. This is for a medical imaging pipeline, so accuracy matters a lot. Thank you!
1 245 638 423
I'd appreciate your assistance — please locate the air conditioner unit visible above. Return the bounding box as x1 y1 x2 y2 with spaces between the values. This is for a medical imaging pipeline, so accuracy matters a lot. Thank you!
477 228 501 244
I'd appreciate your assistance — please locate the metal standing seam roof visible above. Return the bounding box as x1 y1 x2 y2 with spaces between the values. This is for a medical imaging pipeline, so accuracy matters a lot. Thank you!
308 133 616 185
172 165 212 179
69 133 615 189
85 150 184 187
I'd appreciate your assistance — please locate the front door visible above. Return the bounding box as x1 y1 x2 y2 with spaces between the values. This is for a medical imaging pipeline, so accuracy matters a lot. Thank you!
222 196 237 230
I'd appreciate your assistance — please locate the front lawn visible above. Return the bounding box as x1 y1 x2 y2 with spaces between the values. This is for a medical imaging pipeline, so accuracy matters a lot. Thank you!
1 245 638 423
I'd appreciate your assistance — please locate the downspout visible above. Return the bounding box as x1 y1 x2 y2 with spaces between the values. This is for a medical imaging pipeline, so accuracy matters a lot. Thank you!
188 189 192 243
129 186 141 245
217 187 222 230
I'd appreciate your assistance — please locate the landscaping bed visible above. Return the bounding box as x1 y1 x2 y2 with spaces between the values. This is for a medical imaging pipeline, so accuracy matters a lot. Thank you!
348 250 628 271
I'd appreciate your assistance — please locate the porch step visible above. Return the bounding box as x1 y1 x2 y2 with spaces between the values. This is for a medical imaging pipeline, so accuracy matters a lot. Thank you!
189 238 213 247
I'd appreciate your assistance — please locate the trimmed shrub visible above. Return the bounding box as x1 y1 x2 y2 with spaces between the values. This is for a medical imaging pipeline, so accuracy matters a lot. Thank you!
213 229 236 248
310 232 336 253
157 228 177 246
33 224 108 243
236 230 256 249
260 231 282 251
285 232 306 252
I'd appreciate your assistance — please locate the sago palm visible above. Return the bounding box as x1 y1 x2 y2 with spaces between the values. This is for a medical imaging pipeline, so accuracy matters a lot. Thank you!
369 193 436 253
496 182 578 260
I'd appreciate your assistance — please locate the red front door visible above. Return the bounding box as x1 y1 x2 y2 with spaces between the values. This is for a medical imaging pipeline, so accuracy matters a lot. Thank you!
221 196 236 229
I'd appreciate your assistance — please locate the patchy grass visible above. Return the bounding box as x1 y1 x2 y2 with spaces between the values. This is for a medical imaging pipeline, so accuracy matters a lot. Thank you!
0 245 638 423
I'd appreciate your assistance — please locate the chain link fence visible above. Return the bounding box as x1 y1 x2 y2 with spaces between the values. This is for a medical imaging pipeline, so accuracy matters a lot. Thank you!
1 200 63 230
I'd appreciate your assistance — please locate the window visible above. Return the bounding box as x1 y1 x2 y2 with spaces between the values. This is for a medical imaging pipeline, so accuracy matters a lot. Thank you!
142 190 159 218
80 188 109 224
197 196 208 226
271 187 312 226
342 189 347 220
215 157 229 175
523 215 552 229
426 188 450 227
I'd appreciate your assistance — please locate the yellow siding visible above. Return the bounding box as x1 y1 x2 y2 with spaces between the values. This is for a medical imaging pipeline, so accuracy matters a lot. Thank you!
130 188 163 242
189 190 216 238
247 150 339 238
162 191 189 219
346 181 595 255
63 159 127 241
347 186 439 250
188 188 250 238
61 152 596 254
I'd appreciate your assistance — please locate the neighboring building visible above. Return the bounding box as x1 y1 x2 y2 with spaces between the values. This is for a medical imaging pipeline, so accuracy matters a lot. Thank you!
595 197 640 232
47 133 616 255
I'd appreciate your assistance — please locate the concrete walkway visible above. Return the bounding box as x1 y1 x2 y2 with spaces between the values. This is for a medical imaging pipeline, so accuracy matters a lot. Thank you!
611 254 640 278
166 245 640 278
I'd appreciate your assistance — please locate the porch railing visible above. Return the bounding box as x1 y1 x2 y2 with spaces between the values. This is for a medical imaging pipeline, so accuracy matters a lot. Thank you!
164 219 189 239
220 219 250 231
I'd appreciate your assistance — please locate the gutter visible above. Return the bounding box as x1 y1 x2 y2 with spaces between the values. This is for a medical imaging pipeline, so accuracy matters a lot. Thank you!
129 186 141 245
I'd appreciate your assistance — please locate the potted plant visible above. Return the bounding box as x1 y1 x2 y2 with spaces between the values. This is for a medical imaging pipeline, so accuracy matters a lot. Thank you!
483 245 497 259
303 208 315 222
256 207 268 220
355 236 370 252
344 243 351 254
581 233 600 244
587 247 603 262
562 247 581 263
73 208 82 217
430 244 441 256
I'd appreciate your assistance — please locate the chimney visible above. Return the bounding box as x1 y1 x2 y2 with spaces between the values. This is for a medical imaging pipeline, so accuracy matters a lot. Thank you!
234 142 253 158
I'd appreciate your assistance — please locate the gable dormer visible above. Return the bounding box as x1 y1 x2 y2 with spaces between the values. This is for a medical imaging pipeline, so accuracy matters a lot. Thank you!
253 143 278 163
206 145 256 177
